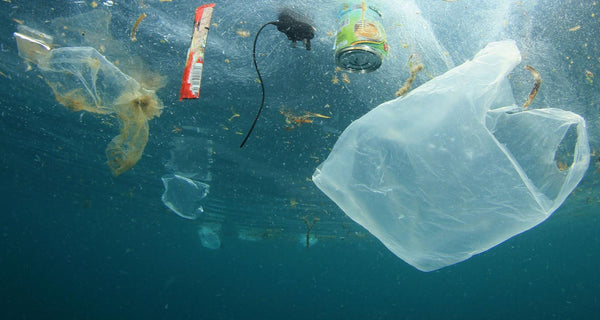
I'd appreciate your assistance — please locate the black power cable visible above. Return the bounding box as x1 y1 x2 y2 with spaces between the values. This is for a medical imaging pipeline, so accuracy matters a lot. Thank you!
239 10 315 148
239 21 277 148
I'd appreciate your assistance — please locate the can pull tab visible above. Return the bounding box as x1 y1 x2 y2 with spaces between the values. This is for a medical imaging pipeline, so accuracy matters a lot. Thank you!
275 9 315 50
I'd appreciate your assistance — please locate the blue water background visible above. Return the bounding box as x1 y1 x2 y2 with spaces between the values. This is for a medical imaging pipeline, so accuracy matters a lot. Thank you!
1 0 599 319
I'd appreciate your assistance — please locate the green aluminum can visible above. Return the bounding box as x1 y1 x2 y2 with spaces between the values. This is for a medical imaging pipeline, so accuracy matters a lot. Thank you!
334 2 389 73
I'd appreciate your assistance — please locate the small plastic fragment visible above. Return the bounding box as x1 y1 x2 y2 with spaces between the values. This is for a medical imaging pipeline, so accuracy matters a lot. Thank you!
161 174 210 220
14 25 53 64
198 223 221 249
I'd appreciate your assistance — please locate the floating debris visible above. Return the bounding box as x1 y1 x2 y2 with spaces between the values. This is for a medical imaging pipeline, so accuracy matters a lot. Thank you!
395 63 424 97
236 29 250 37
180 4 215 100
523 65 542 109
280 108 330 130
341 73 350 84
228 107 240 122
130 13 147 42
585 69 594 84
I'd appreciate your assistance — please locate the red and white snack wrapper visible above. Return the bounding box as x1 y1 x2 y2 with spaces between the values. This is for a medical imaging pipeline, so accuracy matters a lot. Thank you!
180 4 215 100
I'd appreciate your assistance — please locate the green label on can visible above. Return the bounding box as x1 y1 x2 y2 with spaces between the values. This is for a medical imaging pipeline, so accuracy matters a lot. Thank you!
334 2 389 72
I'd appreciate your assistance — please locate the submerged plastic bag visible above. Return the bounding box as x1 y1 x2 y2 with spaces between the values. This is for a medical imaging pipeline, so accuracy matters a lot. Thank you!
14 25 163 176
161 174 210 220
313 41 590 272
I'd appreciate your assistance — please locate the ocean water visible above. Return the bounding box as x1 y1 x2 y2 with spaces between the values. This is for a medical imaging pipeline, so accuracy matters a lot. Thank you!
1 0 599 319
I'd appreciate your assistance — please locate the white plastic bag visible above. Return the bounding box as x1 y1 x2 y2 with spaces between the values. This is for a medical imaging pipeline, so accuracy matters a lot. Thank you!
313 41 590 272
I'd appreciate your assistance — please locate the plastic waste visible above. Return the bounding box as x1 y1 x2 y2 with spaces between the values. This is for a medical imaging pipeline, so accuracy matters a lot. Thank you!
165 136 213 181
198 223 222 250
161 174 210 220
180 4 215 100
14 24 163 176
313 40 590 272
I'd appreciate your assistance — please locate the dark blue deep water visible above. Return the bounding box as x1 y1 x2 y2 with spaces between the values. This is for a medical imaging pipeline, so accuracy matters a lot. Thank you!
1 0 599 319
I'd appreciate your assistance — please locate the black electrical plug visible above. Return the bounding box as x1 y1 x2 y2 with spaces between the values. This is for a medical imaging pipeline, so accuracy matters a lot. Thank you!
275 9 315 50
240 8 316 148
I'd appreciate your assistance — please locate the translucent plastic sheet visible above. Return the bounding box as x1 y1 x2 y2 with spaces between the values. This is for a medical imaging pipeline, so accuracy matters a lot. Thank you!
198 222 222 250
165 135 213 182
161 174 210 220
13 11 163 176
39 46 161 175
161 133 213 219
313 41 590 272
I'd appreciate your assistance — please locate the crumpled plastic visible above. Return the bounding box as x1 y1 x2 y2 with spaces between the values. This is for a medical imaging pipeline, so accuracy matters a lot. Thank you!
313 40 590 272
14 23 163 176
